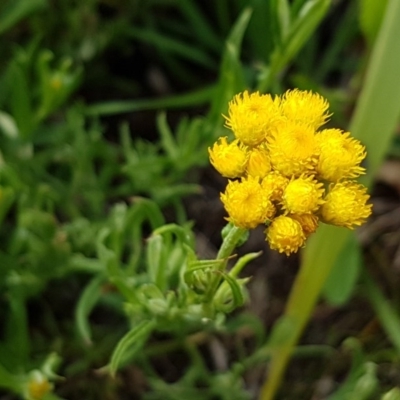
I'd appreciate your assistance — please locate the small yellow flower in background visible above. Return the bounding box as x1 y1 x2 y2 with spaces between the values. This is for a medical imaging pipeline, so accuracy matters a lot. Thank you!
268 121 318 177
221 177 275 229
281 175 325 215
320 181 372 229
225 91 280 147
280 89 331 129
210 89 372 255
266 215 306 255
209 137 248 178
27 371 52 400
316 128 366 181
246 145 271 178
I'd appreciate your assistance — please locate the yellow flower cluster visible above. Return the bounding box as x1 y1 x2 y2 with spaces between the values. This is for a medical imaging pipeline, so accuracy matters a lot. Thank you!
209 90 372 255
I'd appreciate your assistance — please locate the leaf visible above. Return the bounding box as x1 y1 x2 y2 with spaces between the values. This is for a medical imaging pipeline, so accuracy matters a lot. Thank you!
75 275 105 345
258 0 331 91
0 111 18 139
323 232 361 306
157 112 178 161
126 27 217 69
349 0 400 188
328 361 378 400
177 0 221 52
358 0 388 45
276 0 291 41
381 388 400 400
146 234 165 289
85 85 215 116
362 269 400 354
214 271 245 313
208 7 252 126
109 320 155 376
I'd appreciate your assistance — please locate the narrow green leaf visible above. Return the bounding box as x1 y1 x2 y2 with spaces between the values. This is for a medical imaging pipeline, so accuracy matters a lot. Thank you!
75 275 105 345
215 271 245 312
126 198 165 274
276 0 291 41
350 0 400 188
258 0 330 92
109 320 155 376
246 0 276 62
126 27 216 69
85 84 215 116
177 0 221 52
362 270 400 354
382 388 400 400
358 0 388 45
152 184 201 205
229 251 262 278
146 234 165 289
328 362 378 400
0 111 18 139
208 8 252 125
157 112 178 160
152 223 193 247
323 232 361 306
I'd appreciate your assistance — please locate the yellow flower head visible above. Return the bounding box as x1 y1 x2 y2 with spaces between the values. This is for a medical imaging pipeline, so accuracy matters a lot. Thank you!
290 213 319 237
280 89 330 129
221 177 275 229
282 175 325 214
209 137 248 178
320 181 372 229
268 121 318 177
261 171 289 202
246 145 271 178
27 372 52 400
266 215 306 255
316 129 366 181
224 91 280 147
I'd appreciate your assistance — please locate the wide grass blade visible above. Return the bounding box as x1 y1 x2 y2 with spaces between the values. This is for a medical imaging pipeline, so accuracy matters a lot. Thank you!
259 0 400 398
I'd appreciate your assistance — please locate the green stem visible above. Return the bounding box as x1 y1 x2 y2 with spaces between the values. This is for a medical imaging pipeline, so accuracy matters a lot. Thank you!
217 225 247 260
205 225 247 302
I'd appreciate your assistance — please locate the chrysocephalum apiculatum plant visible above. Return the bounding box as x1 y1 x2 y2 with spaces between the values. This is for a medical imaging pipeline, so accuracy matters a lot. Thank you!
209 90 372 255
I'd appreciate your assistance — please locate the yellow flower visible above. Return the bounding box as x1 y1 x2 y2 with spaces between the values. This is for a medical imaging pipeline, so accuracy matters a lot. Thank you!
209 137 248 178
266 215 306 255
316 129 366 181
281 175 325 214
27 372 52 400
268 121 318 177
246 145 271 178
221 177 275 229
320 181 372 229
261 171 289 202
290 213 319 237
280 89 330 129
224 91 281 147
